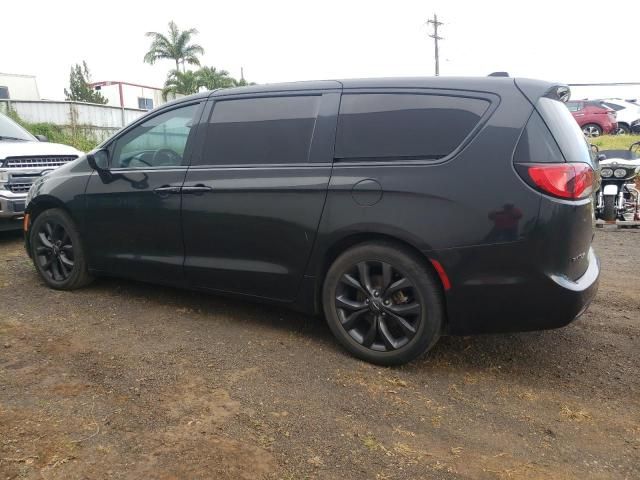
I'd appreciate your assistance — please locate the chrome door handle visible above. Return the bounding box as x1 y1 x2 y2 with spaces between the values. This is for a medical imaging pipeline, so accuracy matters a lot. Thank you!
182 184 213 195
153 185 182 195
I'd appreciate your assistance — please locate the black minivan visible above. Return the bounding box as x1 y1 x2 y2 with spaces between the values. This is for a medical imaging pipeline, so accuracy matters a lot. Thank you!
24 77 599 365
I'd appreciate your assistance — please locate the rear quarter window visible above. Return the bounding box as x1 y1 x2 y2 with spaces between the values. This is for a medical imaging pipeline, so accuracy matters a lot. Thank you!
335 93 490 161
537 97 594 166
514 111 564 164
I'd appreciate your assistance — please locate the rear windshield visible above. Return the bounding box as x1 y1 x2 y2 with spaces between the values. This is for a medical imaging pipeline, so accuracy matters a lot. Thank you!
536 97 594 166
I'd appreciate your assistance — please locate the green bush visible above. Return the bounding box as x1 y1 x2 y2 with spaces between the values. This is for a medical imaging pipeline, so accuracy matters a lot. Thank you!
6 109 99 152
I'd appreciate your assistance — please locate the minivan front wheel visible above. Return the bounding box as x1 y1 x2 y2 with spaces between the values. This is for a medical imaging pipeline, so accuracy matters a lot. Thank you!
30 208 93 290
322 242 443 365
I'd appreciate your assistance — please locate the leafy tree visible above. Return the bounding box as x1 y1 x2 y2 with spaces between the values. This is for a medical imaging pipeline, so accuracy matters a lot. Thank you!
195 67 235 90
64 61 107 104
232 77 256 87
144 21 204 72
162 70 200 100
194 66 257 91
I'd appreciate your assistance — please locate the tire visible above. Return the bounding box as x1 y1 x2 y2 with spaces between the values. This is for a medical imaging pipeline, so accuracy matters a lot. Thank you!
615 123 630 135
29 208 93 290
603 195 616 222
322 241 444 366
582 124 602 137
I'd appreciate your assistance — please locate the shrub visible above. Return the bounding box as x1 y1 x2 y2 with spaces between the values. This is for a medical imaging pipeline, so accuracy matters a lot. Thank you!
6 109 99 152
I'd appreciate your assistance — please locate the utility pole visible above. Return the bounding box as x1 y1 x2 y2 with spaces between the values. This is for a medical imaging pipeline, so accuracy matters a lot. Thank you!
427 14 443 76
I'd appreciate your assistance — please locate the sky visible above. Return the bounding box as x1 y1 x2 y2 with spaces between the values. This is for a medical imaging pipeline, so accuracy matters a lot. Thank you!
3 0 639 100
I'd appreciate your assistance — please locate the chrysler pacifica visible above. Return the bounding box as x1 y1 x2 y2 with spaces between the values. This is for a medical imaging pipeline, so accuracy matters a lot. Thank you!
24 77 600 365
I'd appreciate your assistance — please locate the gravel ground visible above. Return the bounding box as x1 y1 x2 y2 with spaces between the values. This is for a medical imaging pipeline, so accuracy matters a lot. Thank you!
0 229 638 480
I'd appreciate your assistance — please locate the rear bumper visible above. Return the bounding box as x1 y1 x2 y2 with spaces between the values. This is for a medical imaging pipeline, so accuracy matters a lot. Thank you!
441 247 600 335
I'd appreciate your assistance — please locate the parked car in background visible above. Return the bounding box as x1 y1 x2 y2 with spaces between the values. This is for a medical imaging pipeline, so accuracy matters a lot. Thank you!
566 100 617 137
599 99 640 134
0 112 82 231
24 77 600 365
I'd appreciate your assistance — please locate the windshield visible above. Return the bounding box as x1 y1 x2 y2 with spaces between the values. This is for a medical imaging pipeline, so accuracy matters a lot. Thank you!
0 113 36 141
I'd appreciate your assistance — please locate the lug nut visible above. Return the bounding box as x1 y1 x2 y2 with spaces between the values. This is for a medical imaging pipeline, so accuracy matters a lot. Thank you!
384 300 390 305
373 290 379 297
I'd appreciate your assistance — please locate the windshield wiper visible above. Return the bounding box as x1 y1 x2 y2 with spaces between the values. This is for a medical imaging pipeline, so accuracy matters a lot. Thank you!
0 136 29 141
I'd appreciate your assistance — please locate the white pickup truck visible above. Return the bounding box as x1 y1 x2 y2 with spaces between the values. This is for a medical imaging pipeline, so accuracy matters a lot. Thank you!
0 112 83 231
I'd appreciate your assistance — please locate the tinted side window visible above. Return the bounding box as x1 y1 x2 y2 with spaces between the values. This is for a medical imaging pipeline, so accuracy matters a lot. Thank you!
199 95 321 166
335 93 489 161
111 103 197 169
514 111 564 164
537 97 593 167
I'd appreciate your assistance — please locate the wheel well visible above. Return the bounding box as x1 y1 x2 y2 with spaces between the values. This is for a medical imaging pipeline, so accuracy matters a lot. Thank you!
28 198 69 222
316 233 449 321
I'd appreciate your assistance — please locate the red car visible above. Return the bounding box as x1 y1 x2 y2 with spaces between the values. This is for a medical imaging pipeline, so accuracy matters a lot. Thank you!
566 100 617 137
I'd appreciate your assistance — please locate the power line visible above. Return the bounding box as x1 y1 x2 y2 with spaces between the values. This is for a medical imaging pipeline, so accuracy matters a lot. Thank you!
427 14 443 76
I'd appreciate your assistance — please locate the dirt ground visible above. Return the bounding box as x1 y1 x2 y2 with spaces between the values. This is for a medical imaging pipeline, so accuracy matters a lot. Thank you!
1 229 638 480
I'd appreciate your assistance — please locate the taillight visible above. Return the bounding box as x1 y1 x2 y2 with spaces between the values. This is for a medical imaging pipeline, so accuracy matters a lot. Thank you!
518 163 595 199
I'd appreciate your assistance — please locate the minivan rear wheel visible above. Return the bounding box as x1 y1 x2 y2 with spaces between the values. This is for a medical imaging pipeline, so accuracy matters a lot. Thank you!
322 242 443 365
30 208 93 290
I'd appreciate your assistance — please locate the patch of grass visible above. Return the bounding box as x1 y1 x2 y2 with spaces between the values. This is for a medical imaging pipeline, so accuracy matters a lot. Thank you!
362 434 387 452
588 134 640 151
6 109 99 152
560 405 592 422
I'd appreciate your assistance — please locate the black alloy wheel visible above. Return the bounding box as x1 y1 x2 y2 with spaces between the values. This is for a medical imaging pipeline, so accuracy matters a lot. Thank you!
30 208 93 290
34 220 75 282
335 261 421 351
323 242 443 365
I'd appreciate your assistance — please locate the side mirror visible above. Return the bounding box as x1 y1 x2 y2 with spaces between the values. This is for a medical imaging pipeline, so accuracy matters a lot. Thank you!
87 148 114 183
35 134 48 142
87 148 110 172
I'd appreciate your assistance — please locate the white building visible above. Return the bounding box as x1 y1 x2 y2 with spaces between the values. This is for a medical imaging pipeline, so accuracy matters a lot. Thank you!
90 81 166 111
0 73 40 100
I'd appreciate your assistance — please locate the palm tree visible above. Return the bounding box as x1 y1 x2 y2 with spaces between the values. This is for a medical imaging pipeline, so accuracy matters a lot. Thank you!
162 70 200 100
144 21 204 72
232 77 256 87
196 67 235 90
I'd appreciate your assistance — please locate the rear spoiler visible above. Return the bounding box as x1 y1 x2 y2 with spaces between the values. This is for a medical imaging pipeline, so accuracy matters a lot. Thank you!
515 78 571 106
